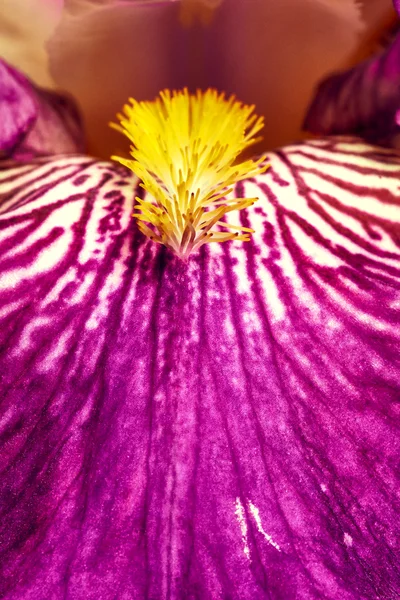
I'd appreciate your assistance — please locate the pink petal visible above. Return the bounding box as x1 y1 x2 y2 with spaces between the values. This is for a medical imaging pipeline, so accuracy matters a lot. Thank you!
204 0 365 152
48 1 186 158
0 136 400 597
0 0 63 88
48 0 365 158
0 59 85 160
304 29 400 148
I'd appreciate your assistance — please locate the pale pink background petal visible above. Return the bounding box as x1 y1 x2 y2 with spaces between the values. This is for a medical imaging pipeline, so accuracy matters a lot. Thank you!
0 0 63 87
47 0 371 157
202 0 365 152
1 0 397 157
48 1 186 157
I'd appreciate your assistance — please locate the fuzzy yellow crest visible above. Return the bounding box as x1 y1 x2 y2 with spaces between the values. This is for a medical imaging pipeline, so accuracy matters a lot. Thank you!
111 88 269 260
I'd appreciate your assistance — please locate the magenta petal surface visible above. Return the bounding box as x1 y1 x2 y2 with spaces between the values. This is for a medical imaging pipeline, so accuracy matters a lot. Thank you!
0 59 85 161
0 137 400 599
304 32 400 147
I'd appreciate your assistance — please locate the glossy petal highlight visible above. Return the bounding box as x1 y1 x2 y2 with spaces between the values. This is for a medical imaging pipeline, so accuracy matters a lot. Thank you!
0 137 400 598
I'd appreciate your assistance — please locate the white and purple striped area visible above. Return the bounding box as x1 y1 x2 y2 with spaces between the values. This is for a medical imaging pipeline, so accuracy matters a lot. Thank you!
0 132 399 598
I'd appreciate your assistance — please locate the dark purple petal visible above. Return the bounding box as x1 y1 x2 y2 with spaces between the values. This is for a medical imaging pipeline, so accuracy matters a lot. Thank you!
394 0 400 16
304 30 400 147
0 137 400 598
0 59 85 161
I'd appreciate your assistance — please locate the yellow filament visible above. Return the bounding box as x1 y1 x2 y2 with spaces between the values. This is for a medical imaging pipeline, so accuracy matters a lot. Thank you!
111 88 269 260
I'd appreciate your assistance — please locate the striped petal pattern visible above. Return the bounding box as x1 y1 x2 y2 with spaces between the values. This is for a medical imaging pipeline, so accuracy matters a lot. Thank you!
0 137 400 598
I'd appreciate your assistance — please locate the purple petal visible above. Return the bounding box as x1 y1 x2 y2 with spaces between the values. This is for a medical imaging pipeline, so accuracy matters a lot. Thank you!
394 0 400 16
304 30 400 147
0 59 85 161
0 137 400 598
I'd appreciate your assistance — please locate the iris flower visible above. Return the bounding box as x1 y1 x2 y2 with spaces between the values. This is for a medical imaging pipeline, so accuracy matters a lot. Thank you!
0 1 400 598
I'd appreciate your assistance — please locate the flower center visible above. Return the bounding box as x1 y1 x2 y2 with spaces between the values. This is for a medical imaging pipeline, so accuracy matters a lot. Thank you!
111 88 268 260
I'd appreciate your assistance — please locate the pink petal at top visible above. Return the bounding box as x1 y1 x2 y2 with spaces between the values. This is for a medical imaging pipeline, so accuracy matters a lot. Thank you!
47 1 186 158
47 0 365 157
